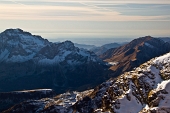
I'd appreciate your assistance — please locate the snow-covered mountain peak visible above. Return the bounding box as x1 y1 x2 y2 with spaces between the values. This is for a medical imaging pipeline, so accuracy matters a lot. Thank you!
0 29 102 64
0 29 51 62
0 28 49 46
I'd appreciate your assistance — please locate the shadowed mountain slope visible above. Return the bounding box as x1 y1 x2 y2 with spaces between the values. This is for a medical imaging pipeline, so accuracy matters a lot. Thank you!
0 29 111 94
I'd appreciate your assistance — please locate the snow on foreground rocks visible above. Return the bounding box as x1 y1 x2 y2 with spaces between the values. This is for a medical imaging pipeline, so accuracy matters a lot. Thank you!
72 52 170 113
4 52 170 113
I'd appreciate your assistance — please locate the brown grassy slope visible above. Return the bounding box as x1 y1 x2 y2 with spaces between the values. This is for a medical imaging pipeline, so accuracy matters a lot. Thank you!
100 36 170 74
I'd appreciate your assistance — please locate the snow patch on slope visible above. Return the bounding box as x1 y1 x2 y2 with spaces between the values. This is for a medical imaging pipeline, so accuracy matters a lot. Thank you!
115 88 143 113
38 51 72 64
144 42 154 48
153 52 170 64
7 53 36 62
154 80 170 108
108 62 119 66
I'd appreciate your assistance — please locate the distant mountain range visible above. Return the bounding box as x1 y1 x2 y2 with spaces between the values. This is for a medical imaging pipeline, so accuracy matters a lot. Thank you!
0 29 111 93
90 43 125 56
3 51 170 113
74 37 170 57
74 42 127 56
74 43 97 50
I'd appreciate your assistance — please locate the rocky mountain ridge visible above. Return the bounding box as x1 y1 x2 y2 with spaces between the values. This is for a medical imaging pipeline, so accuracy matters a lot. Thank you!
0 28 110 93
100 36 170 77
3 52 170 113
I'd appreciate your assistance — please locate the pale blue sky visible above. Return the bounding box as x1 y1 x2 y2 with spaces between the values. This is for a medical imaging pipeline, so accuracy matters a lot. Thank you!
0 0 170 41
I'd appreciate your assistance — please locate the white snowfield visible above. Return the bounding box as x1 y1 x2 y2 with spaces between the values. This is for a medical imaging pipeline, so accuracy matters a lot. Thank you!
144 42 154 48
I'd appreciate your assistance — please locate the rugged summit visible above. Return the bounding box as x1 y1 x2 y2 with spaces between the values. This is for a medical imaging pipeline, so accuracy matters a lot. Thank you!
3 52 170 113
0 29 110 93
0 28 98 63
100 36 170 76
